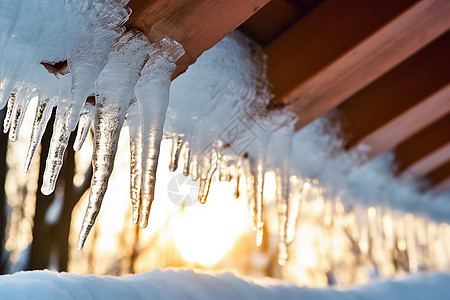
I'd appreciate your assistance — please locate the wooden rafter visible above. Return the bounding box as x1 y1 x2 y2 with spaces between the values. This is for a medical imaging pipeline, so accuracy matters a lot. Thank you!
432 177 450 195
405 142 450 180
425 160 450 189
264 0 450 129
336 32 450 159
126 0 271 78
395 114 450 178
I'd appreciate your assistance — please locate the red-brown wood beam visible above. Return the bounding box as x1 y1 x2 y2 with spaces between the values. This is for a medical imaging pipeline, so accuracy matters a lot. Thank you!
238 0 322 46
126 0 271 79
432 177 450 195
423 159 450 190
264 0 450 130
405 142 450 180
394 114 450 178
335 32 450 159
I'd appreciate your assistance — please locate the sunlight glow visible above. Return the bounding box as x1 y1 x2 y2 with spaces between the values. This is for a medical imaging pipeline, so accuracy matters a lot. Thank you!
171 190 249 266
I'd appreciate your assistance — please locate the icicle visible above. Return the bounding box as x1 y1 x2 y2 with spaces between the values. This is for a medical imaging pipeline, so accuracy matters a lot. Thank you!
242 153 255 219
234 161 241 199
197 148 219 204
276 168 290 265
217 156 226 182
182 142 190 177
78 30 151 249
126 98 142 224
3 91 17 133
40 111 72 195
73 99 95 151
24 95 56 172
242 148 266 246
226 160 235 182
169 135 183 172
245 154 265 247
265 111 296 264
285 175 303 245
190 154 198 181
218 156 228 182
7 85 33 142
135 38 184 228
254 159 265 247
41 75 75 194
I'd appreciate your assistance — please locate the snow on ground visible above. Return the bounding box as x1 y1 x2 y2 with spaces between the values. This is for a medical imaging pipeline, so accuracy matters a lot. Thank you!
0 269 449 300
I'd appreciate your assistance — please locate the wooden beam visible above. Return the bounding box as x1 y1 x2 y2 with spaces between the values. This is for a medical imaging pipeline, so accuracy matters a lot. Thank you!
238 0 305 47
432 177 450 195
424 159 450 188
264 0 450 129
335 32 450 158
355 85 450 159
404 142 450 180
126 0 271 78
238 0 324 47
395 114 450 175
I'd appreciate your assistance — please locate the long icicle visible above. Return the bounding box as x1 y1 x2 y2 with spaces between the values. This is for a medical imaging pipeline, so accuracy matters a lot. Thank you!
273 127 294 265
126 98 142 224
252 156 265 247
242 153 255 220
197 148 219 205
285 176 304 245
182 142 191 177
2 90 17 133
169 135 183 172
40 110 72 195
234 160 241 199
135 38 184 228
78 30 150 249
8 84 33 142
41 75 77 194
24 95 56 172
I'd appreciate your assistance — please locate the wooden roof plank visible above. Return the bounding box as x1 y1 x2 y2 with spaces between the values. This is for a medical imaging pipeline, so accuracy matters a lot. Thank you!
395 114 450 174
432 177 450 195
126 0 271 79
264 0 450 129
405 142 450 180
357 85 450 159
336 32 450 156
425 159 450 188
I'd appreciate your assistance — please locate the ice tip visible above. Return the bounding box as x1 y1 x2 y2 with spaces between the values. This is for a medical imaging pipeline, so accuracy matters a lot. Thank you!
23 162 31 173
40 184 54 196
139 217 148 228
169 162 177 172
132 210 139 225
77 237 85 250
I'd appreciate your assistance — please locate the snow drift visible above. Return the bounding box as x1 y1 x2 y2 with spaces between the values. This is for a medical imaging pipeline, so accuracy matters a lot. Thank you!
1 269 450 300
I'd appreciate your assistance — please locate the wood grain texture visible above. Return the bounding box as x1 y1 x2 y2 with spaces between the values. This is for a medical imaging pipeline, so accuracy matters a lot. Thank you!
126 0 271 78
335 32 450 160
264 0 450 130
395 114 450 175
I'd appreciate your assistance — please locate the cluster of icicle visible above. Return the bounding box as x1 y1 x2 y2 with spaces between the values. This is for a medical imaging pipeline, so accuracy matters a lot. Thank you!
0 0 310 264
164 32 304 265
0 0 187 250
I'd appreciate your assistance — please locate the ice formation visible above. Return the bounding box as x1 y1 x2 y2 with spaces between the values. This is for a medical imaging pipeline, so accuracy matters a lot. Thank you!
1 0 449 266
